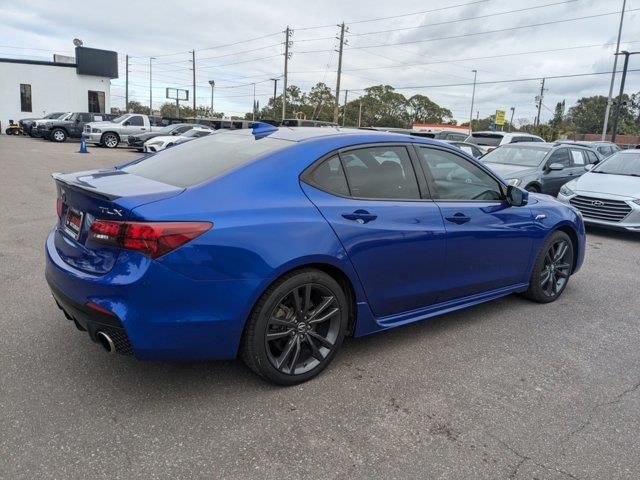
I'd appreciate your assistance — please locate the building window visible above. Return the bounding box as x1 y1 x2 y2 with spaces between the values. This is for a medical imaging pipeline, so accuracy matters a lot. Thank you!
88 91 105 113
20 84 32 112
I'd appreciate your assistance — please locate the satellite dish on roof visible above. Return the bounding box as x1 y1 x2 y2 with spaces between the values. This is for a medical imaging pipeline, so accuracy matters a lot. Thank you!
73 38 83 47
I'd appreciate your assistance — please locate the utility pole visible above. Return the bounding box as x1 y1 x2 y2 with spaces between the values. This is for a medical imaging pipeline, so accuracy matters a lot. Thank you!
469 69 477 134
535 78 546 127
358 101 362 127
342 89 348 126
208 80 215 117
270 78 279 120
125 54 129 112
282 26 292 122
334 22 346 124
191 50 196 113
252 83 256 121
509 107 515 132
602 0 627 140
611 51 639 142
149 57 154 115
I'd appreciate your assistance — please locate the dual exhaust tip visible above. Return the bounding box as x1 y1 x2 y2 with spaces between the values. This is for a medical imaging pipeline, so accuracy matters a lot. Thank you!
96 331 116 354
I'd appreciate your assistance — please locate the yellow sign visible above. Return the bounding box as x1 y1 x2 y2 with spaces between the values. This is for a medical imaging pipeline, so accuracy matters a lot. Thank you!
495 109 506 126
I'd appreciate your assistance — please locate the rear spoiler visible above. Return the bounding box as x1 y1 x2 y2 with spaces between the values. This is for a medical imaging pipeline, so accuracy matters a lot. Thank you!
52 171 120 201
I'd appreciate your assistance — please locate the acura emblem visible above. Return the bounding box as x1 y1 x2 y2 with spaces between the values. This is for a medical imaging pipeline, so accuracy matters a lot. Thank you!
591 200 604 207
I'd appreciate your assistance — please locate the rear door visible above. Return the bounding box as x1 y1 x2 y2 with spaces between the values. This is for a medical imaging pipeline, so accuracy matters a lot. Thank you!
541 147 572 195
415 145 535 301
301 145 447 318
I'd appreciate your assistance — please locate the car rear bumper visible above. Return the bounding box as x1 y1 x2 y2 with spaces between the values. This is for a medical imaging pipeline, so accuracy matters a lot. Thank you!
45 228 265 360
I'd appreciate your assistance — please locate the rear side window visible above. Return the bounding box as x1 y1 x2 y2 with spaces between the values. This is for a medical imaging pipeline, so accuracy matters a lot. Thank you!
123 131 290 187
468 133 502 146
341 146 420 200
585 150 599 164
307 155 349 196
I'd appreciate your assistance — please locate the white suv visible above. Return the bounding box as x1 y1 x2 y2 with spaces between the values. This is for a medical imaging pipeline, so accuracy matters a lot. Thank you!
466 131 545 151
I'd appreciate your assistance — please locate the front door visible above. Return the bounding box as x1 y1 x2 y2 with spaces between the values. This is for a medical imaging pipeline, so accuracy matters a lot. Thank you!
415 146 536 302
542 147 573 195
301 146 447 318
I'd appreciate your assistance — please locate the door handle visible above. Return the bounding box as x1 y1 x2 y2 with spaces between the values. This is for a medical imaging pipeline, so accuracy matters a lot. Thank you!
445 212 471 224
342 209 377 224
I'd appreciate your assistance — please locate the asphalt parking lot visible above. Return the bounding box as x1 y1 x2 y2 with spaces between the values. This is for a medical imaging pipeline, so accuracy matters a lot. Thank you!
1 134 639 480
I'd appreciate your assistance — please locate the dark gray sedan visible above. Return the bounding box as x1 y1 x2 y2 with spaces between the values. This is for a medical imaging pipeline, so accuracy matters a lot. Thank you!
481 143 601 195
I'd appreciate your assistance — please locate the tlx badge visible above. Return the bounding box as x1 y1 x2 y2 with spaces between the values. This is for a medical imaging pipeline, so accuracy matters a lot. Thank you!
98 206 124 217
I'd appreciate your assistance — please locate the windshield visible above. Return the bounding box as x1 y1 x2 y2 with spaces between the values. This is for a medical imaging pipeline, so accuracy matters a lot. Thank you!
59 112 74 121
593 152 640 176
482 146 549 167
123 131 291 187
45 112 65 119
467 133 503 146
111 114 131 123
182 129 210 138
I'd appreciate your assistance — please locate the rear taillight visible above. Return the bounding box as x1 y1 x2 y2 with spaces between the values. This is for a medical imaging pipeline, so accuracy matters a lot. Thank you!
88 220 212 258
56 197 64 218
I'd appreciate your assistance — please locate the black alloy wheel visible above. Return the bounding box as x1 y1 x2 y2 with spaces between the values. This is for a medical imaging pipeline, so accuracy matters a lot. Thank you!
241 269 348 385
525 230 574 303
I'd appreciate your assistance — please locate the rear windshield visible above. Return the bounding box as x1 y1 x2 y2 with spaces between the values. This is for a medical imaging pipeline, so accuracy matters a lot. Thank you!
123 131 290 187
467 133 503 146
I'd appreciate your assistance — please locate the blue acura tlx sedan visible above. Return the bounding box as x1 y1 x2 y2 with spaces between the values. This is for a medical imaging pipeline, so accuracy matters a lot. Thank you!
46 124 585 384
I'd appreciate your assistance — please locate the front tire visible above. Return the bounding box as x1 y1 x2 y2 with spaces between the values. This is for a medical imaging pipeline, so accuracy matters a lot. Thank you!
101 132 119 148
241 269 348 385
525 184 540 193
51 128 67 142
524 231 574 303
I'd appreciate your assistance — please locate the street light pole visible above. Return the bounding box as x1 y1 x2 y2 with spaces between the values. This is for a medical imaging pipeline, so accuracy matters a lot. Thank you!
149 57 155 115
610 50 639 142
270 78 279 120
509 107 515 132
469 70 477 135
602 0 627 140
208 80 215 117
252 83 256 121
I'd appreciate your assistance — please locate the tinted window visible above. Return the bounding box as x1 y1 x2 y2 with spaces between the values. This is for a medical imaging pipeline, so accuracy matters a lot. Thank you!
128 116 144 126
123 131 289 187
510 136 528 143
418 147 503 201
467 133 503 146
547 148 571 167
341 146 420 200
308 155 349 196
528 137 544 143
20 84 32 112
570 149 586 165
449 133 468 141
175 125 192 134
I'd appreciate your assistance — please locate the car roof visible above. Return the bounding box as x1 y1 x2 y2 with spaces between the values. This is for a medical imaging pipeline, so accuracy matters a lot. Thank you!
257 126 420 142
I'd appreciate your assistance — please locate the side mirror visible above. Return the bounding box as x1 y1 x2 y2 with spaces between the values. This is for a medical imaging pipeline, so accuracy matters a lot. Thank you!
507 185 528 207
75 118 81 123
584 164 594 171
548 163 564 171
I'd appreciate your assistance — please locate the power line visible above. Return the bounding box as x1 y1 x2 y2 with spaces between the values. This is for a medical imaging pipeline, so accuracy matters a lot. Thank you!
348 8 640 50
348 0 578 37
347 0 490 25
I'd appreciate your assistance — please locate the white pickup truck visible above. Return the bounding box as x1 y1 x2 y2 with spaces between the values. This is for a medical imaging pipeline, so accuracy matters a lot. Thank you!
84 113 159 148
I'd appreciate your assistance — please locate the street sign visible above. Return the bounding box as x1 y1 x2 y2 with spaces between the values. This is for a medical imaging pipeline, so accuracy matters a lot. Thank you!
495 109 506 126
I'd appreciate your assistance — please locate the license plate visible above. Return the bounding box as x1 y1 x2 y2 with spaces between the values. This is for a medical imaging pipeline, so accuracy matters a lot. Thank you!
63 207 84 240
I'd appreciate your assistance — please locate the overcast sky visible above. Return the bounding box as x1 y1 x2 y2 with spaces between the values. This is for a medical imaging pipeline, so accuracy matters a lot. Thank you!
1 0 639 124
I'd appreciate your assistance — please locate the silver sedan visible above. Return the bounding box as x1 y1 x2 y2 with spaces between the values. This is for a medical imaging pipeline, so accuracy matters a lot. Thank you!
557 150 640 232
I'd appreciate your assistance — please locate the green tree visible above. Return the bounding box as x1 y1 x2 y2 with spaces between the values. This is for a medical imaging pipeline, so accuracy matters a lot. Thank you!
126 101 150 115
406 94 452 124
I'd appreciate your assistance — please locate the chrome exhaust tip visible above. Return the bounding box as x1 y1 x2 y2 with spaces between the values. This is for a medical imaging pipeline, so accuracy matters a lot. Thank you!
96 331 116 354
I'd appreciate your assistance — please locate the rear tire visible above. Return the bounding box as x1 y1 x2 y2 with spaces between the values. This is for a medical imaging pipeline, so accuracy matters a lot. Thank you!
101 133 119 148
51 128 67 142
525 184 540 193
241 269 348 385
524 230 574 303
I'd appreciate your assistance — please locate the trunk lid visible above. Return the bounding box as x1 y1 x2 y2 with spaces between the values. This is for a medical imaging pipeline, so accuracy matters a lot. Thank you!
53 168 184 274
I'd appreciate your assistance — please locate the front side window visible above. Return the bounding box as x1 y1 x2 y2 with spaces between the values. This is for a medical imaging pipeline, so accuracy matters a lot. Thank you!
547 148 571 167
20 84 32 112
418 147 503 201
88 91 105 113
340 146 420 200
585 150 599 164
307 155 349 196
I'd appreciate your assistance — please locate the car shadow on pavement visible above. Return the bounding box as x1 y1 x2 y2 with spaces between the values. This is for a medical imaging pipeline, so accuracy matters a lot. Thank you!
586 225 640 242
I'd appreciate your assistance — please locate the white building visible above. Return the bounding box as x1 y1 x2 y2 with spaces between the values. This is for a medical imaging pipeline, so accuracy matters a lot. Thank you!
0 47 118 129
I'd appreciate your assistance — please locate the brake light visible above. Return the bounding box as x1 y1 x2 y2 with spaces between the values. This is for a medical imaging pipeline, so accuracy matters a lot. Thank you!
88 220 212 258
56 197 64 218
